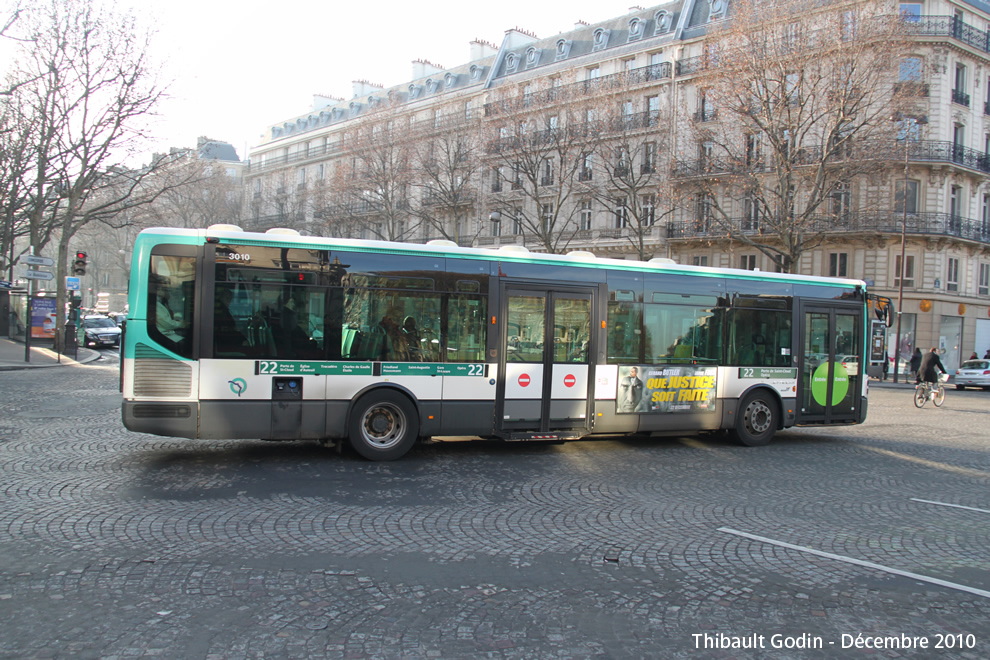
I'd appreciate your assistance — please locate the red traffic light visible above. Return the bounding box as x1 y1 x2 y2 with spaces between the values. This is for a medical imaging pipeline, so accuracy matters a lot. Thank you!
76 251 87 259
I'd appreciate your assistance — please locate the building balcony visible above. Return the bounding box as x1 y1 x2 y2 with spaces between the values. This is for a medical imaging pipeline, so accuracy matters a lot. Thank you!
952 89 971 107
665 211 990 244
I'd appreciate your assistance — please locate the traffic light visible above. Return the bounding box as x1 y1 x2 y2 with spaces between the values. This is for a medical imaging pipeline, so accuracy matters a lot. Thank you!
72 251 87 276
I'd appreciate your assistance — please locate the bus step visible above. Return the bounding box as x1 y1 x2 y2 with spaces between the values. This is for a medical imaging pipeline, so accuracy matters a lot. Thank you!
505 432 583 442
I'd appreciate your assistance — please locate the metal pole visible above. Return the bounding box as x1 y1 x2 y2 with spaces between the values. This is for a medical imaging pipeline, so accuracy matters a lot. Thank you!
893 130 910 383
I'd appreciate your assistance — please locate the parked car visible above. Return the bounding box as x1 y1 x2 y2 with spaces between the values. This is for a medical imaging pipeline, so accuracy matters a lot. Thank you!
838 355 859 375
80 315 122 348
953 360 990 390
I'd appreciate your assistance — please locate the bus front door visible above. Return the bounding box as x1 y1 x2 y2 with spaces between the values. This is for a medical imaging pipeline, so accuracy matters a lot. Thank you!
797 304 862 424
500 286 595 438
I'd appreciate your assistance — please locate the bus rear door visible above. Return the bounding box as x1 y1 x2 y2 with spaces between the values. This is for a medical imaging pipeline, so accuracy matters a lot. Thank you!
796 302 863 425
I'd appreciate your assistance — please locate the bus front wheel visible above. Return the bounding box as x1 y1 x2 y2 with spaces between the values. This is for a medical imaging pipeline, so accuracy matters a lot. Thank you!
732 392 777 447
348 390 420 461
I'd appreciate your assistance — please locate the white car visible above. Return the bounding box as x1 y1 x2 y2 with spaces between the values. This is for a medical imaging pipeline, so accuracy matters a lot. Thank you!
953 360 990 391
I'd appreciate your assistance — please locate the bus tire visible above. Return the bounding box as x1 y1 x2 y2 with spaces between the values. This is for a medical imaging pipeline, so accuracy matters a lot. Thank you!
732 391 777 447
348 390 419 461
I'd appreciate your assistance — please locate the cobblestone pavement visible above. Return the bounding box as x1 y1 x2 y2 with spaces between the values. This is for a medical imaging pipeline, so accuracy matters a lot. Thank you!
1 355 989 659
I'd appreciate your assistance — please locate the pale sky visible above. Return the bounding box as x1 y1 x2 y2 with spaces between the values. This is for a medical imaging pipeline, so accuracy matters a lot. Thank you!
140 0 635 162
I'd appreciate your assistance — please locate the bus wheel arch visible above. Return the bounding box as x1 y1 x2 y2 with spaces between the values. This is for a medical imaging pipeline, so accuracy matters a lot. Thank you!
731 387 780 447
347 387 421 461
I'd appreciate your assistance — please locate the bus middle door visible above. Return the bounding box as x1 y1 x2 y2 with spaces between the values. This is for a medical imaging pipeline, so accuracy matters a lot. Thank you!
499 285 594 438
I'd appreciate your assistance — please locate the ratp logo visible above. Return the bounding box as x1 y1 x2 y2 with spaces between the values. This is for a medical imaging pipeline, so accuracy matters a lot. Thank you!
228 378 247 397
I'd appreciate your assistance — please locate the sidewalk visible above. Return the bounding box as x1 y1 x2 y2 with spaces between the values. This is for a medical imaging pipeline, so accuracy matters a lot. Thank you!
0 337 101 371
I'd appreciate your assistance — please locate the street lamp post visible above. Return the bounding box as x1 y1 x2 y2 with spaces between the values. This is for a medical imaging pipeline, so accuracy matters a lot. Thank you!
893 115 926 383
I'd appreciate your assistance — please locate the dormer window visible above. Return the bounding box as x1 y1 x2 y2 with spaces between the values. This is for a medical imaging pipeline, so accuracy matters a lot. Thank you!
349 101 362 116
709 0 727 21
655 10 671 33
408 84 422 99
525 47 542 69
444 72 458 88
592 28 610 52
469 64 485 82
555 39 572 61
425 78 440 94
505 52 519 73
628 17 644 41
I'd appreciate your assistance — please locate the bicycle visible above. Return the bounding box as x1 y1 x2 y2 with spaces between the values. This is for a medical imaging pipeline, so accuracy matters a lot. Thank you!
914 373 948 408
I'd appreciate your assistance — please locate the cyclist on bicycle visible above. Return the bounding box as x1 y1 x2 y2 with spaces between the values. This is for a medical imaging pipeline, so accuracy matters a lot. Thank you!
916 347 947 386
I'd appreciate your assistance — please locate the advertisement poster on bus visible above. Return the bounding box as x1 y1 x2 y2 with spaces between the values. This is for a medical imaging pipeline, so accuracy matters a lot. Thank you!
616 365 717 414
30 297 57 339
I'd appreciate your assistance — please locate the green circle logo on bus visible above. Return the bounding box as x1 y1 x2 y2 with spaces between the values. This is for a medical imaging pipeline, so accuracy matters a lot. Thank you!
229 378 247 397
811 362 849 406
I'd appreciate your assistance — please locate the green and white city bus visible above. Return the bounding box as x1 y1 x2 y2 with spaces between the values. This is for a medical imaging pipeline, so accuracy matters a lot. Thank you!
121 225 890 460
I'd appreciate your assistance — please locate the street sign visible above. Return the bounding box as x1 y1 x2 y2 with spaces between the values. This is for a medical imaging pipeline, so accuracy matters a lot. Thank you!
22 255 55 267
0 280 13 289
22 269 54 281
65 276 80 291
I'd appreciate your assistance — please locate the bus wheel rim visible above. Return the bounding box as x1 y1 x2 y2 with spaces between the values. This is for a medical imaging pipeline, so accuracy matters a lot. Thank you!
361 404 406 449
746 400 772 434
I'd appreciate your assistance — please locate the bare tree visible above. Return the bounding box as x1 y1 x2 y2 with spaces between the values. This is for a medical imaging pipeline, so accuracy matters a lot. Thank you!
0 86 36 280
582 93 680 260
683 0 911 272
484 83 601 254
319 106 418 242
409 111 483 244
10 0 165 348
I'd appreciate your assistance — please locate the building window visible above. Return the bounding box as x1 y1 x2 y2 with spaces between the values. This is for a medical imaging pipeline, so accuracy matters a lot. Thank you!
642 142 656 173
541 204 554 232
646 95 660 126
894 179 919 214
614 198 629 228
743 194 760 231
744 134 761 166
692 256 708 267
950 185 963 232
580 153 593 181
541 158 554 186
947 257 960 292
899 3 922 22
841 10 857 41
580 200 593 231
979 263 989 296
492 215 501 237
641 195 655 226
512 209 523 235
491 167 503 193
694 193 713 232
895 254 915 288
954 64 970 106
830 183 851 223
828 252 848 278
741 255 757 270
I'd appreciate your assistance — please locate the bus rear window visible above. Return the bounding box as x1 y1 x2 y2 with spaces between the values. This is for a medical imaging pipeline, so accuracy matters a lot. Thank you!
148 255 196 358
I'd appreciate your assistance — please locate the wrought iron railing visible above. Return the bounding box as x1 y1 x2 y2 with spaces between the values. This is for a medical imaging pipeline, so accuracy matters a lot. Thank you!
666 212 990 243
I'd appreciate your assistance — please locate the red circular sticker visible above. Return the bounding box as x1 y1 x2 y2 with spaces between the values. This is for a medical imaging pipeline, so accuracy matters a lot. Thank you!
518 374 531 387
563 374 576 387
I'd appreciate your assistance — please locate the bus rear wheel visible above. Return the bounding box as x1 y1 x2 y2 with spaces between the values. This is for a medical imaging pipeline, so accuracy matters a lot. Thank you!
348 390 419 461
732 392 777 447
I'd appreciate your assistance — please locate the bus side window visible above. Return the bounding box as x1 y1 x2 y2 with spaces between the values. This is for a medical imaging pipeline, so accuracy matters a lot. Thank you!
607 302 641 363
148 255 196 358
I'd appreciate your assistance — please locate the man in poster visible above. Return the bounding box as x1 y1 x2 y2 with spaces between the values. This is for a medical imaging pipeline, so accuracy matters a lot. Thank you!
617 366 646 412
